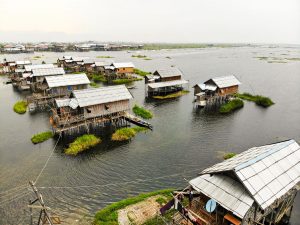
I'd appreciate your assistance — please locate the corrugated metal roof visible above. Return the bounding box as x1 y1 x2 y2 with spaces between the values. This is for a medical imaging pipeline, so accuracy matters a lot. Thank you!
32 67 65 77
71 85 133 107
147 79 188 89
83 59 95 64
200 139 300 210
206 75 241 88
25 64 55 72
15 69 25 73
153 68 183 78
72 57 89 62
195 83 217 91
15 60 31 65
112 62 135 68
95 61 111 67
190 174 254 219
45 73 90 88
55 99 71 107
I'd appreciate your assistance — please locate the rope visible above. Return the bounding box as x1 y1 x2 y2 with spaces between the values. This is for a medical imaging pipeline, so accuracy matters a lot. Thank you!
37 167 202 190
34 111 71 185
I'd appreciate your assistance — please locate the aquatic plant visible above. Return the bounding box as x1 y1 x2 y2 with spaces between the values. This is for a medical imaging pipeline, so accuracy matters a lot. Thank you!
133 68 151 77
94 189 173 225
112 78 142 85
219 99 244 114
32 56 42 59
13 101 28 114
96 56 114 58
223 152 237 160
90 82 100 88
152 90 189 99
132 104 153 119
143 57 152 60
31 131 53 144
111 127 148 141
132 54 147 58
235 93 274 107
65 134 101 156
92 74 107 82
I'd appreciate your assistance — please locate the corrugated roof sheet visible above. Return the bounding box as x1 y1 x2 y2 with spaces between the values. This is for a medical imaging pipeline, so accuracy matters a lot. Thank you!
154 68 183 78
206 75 241 88
32 67 65 77
200 139 300 210
45 73 90 88
147 79 188 89
15 60 31 65
195 83 217 91
95 61 111 67
55 99 71 107
71 85 133 107
112 62 135 68
24 64 55 72
190 174 254 219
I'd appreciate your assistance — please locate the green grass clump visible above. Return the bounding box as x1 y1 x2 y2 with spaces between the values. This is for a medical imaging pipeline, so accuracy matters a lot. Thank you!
223 152 237 160
132 54 147 58
133 104 153 119
96 56 114 58
152 90 189 99
13 101 28 114
112 78 142 84
32 56 42 59
92 74 107 82
143 58 152 60
111 127 148 141
133 68 151 77
219 99 244 114
31 131 53 144
94 189 173 225
65 134 101 156
235 93 274 107
156 197 167 205
90 82 100 88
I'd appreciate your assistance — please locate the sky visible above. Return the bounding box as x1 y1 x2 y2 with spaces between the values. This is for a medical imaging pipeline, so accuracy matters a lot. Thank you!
0 0 300 44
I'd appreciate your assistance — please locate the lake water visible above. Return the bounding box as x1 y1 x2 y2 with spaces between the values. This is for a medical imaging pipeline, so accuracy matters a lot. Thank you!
1 46 300 224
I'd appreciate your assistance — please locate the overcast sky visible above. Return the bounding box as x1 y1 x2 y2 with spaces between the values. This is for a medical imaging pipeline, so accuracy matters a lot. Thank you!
0 0 300 44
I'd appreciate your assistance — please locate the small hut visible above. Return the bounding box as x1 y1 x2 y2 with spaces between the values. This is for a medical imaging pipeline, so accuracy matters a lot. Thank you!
92 61 111 74
51 85 133 134
30 67 65 92
44 73 90 96
193 75 241 107
145 68 188 97
169 139 300 225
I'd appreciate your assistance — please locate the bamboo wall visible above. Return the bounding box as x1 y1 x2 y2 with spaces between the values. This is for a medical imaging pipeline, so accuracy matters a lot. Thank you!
115 67 134 74
83 99 129 119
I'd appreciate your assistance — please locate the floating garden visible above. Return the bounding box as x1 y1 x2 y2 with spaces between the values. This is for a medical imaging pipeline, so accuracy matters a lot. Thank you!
31 131 53 144
152 90 189 100
223 152 237 160
235 93 274 107
112 78 142 85
96 56 114 58
132 104 153 119
133 68 151 77
13 101 28 114
219 99 244 114
111 126 148 141
65 134 101 156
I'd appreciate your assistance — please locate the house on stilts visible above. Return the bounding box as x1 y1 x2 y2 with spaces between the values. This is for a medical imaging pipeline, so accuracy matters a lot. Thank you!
193 75 241 108
27 73 90 112
145 68 188 97
13 64 56 91
165 139 300 225
30 67 65 92
50 85 152 135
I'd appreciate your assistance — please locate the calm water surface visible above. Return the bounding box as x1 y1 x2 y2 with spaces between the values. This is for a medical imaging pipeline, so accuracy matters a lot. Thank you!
0 47 300 224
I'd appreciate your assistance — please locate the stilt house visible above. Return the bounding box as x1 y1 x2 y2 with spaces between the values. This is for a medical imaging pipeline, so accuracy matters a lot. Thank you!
145 68 188 97
170 139 300 225
44 73 90 96
30 67 65 92
51 85 133 134
193 75 241 107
